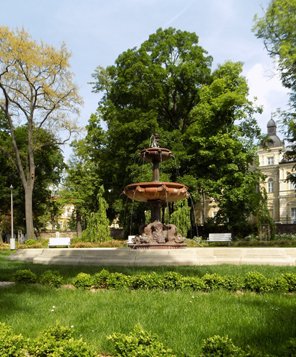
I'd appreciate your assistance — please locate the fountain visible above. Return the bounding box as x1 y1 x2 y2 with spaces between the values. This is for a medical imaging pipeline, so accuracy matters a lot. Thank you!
123 134 189 248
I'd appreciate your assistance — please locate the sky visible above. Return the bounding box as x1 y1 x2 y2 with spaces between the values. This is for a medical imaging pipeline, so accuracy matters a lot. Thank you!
0 0 290 156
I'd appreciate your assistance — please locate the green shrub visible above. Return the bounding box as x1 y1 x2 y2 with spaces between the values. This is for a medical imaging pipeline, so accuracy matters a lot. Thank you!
106 272 130 289
72 273 94 289
14 269 37 284
182 276 207 291
202 273 226 290
272 276 290 292
244 272 272 293
130 272 163 290
223 276 243 291
27 324 95 357
107 324 176 356
281 273 296 292
162 272 185 290
39 270 63 288
201 335 245 356
0 322 25 357
93 269 111 288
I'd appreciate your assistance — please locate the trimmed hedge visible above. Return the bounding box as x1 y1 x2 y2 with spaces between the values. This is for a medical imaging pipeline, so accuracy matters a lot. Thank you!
12 268 296 293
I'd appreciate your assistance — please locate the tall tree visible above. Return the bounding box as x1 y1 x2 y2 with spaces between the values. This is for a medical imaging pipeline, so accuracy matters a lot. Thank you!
61 114 107 236
0 119 65 235
254 0 296 178
91 28 262 234
0 27 82 238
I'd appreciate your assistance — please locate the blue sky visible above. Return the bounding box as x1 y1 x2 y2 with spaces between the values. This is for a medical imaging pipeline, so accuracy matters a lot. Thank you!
0 0 289 149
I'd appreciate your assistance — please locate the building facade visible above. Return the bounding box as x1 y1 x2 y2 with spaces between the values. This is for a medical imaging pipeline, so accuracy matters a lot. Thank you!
258 119 296 224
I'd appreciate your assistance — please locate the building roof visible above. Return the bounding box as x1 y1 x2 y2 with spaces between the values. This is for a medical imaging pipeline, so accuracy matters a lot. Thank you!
263 118 283 148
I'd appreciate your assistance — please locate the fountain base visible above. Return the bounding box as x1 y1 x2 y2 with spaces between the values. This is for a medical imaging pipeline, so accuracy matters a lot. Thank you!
128 243 187 249
128 220 187 249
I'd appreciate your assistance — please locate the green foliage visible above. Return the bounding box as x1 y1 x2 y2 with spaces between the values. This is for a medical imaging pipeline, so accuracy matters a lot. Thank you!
107 324 176 357
93 268 111 288
39 270 63 288
244 272 272 293
254 0 296 163
54 269 296 294
201 335 245 357
281 273 296 292
27 324 95 357
284 338 296 356
89 27 262 236
169 200 191 237
202 273 226 290
0 322 25 357
72 272 94 289
81 185 111 242
130 272 163 290
14 269 37 284
105 272 131 289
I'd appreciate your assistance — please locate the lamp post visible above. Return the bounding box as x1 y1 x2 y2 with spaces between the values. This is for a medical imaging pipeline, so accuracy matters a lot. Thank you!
10 185 15 250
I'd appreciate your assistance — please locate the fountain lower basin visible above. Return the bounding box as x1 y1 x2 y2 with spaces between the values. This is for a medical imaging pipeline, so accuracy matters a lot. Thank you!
123 181 188 202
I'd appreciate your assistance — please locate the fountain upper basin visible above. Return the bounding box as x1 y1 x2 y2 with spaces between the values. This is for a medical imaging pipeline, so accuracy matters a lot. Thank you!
123 182 188 202
141 147 172 162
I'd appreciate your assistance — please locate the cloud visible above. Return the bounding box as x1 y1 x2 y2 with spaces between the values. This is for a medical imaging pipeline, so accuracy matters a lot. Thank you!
245 62 289 131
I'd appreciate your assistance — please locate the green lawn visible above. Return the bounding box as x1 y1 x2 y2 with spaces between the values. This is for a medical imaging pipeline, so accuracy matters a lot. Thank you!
0 250 295 356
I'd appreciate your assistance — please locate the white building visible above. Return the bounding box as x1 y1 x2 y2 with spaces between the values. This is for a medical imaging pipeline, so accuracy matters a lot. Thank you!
258 119 296 224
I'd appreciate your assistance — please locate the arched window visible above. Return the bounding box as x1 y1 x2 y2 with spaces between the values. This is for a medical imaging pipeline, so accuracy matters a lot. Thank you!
267 178 274 193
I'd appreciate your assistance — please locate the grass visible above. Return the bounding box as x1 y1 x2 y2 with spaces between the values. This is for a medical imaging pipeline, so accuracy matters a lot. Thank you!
0 285 295 355
0 250 296 355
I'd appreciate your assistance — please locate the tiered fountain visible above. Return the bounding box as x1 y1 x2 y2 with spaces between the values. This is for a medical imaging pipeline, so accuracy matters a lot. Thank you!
123 135 188 248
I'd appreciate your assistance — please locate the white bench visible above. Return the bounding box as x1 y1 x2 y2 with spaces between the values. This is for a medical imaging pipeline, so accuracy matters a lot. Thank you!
207 233 232 245
48 237 71 248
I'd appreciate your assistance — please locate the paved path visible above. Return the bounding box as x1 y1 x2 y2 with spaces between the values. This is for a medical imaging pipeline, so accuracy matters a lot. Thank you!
9 247 296 266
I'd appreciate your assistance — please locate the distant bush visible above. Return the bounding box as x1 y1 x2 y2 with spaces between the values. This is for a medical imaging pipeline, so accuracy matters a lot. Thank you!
72 272 94 289
14 269 37 284
39 270 63 288
244 272 272 293
202 273 226 290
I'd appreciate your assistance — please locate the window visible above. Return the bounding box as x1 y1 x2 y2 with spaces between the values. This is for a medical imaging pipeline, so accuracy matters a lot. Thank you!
267 178 274 193
292 208 296 224
267 157 274 165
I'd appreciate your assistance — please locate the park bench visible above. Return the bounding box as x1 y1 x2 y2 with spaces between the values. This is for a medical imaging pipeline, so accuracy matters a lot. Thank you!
48 237 71 248
207 233 232 246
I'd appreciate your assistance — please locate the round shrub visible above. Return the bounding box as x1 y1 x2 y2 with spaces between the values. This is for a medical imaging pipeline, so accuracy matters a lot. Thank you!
106 272 130 289
202 273 226 290
39 270 63 288
14 269 37 284
162 272 185 290
182 276 207 291
281 273 296 292
107 324 176 357
0 322 25 357
130 272 163 290
244 272 272 293
201 335 245 356
72 273 94 289
93 269 111 289
27 324 96 357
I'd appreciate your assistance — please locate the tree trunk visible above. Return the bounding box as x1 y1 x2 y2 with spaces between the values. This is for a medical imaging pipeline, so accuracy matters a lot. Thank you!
76 210 82 237
25 182 35 239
